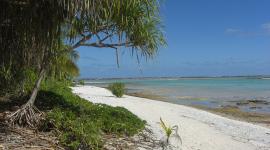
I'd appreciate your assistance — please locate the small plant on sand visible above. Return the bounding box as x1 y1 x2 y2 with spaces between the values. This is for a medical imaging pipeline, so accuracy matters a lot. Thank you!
160 118 173 143
108 82 125 98
160 118 182 150
78 80 85 85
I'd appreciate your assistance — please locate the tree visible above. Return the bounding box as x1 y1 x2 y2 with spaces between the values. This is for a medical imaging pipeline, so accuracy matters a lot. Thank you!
0 0 165 127
47 44 80 81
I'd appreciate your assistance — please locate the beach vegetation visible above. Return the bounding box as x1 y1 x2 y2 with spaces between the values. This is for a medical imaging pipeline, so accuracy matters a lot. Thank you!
0 0 164 148
160 118 173 143
39 81 146 149
0 80 146 149
160 118 182 149
0 81 146 149
108 82 125 97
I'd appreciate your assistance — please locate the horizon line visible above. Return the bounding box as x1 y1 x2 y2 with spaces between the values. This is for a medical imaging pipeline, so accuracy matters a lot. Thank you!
78 75 270 80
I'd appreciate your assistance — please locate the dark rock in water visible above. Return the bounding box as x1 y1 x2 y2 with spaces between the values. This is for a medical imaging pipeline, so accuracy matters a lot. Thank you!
236 100 270 106
248 100 269 105
249 106 262 110
236 101 249 106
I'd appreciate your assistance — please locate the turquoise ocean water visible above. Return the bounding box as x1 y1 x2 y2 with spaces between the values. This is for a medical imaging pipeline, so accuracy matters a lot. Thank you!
85 77 270 114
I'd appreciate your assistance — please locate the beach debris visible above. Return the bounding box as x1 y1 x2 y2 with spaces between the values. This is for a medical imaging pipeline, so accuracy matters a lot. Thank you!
159 118 182 150
103 127 164 150
0 125 63 150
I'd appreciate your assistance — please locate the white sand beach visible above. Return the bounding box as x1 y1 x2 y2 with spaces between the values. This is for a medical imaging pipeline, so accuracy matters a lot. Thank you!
72 86 270 150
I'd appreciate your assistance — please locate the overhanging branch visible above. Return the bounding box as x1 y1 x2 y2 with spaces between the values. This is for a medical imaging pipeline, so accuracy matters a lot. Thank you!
72 33 92 49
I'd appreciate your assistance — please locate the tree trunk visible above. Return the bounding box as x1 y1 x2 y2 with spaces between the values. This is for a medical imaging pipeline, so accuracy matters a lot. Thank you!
7 68 46 128
26 68 46 106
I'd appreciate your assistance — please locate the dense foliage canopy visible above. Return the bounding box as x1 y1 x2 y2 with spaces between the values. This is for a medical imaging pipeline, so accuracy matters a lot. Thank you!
0 0 165 96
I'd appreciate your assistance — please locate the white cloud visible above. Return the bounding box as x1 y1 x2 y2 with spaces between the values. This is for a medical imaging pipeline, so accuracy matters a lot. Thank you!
262 23 270 34
225 28 241 34
225 22 270 37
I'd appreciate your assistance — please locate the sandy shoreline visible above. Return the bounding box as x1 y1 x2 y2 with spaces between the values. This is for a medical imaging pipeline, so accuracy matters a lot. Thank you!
72 86 270 150
127 92 270 128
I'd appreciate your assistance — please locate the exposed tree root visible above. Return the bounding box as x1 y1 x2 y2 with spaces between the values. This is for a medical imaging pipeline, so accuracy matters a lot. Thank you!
6 103 44 128
6 69 46 128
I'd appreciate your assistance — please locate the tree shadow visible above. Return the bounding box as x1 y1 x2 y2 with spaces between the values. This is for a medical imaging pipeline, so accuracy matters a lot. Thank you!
0 90 80 113
0 95 28 113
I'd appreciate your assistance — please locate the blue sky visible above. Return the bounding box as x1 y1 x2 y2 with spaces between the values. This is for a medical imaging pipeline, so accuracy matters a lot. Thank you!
77 0 270 78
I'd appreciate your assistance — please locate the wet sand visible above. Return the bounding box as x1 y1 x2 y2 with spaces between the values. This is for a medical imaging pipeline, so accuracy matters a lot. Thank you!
126 91 270 128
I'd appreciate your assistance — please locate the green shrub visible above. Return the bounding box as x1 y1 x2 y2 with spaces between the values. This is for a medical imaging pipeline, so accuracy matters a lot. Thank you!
22 68 38 92
37 82 145 149
108 82 125 97
0 67 37 96
78 80 85 85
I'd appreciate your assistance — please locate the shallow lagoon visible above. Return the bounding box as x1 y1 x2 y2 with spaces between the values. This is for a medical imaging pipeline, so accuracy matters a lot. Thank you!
85 77 270 114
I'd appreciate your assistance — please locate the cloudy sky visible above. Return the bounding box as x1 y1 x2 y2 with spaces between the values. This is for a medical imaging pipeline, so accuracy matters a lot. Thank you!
77 0 270 78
